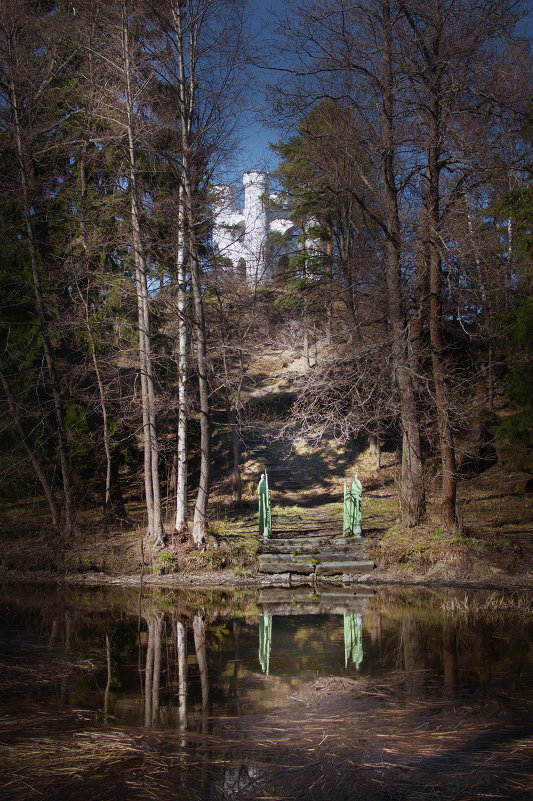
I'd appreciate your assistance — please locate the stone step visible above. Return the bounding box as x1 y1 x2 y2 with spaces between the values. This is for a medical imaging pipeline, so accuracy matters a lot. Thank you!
259 555 320 574
314 550 369 562
316 560 375 576
259 553 372 574
262 539 334 553
262 539 367 555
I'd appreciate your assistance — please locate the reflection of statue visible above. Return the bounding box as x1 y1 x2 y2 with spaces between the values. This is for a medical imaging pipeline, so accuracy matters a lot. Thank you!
258 472 272 539
344 613 363 670
259 613 272 675
343 473 363 536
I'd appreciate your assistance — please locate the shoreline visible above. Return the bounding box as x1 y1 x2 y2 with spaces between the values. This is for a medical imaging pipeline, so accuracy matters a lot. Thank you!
2 566 532 591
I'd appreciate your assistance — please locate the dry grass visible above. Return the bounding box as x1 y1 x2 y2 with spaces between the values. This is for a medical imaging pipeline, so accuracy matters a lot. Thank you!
2 672 532 801
441 591 533 617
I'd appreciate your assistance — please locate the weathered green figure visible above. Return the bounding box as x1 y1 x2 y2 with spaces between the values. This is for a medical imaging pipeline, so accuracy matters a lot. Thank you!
343 473 363 536
258 472 272 540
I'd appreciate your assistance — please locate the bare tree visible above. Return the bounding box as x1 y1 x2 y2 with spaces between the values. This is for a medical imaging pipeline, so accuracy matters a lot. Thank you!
0 0 78 536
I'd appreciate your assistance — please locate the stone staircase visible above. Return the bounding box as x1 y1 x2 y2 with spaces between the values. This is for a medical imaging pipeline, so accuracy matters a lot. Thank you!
241 425 375 585
258 512 375 585
243 429 304 494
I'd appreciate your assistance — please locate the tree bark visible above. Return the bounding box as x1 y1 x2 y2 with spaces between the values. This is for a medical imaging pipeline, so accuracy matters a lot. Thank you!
382 1 425 525
121 0 164 546
6 42 77 537
175 191 189 535
0 358 60 529
424 7 458 532
173 0 209 548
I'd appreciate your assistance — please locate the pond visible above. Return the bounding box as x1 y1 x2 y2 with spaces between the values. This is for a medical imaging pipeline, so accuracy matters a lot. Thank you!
1 581 532 800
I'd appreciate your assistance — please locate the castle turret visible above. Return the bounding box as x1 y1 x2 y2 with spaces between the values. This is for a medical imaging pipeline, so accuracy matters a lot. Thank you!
243 171 268 280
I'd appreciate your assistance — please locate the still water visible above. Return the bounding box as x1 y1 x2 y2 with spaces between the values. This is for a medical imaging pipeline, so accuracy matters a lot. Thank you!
1 581 532 800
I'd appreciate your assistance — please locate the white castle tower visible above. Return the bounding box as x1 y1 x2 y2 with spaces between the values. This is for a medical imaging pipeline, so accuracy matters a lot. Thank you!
213 171 295 282
242 171 269 279
212 171 326 282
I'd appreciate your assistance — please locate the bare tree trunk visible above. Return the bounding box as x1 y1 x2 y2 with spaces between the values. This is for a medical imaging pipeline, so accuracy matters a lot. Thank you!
425 17 457 533
175 193 188 535
369 433 381 470
231 409 242 503
6 49 76 537
76 150 114 514
172 0 209 548
189 254 211 548
466 197 494 407
121 0 164 546
0 358 60 529
382 1 425 526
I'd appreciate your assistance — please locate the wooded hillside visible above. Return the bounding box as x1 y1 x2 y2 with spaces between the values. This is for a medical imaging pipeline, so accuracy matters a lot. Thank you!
1 0 531 555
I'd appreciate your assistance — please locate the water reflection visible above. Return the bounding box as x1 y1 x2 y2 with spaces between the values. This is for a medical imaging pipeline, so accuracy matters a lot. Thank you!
1 583 532 729
344 613 363 669
1 583 532 800
258 613 272 675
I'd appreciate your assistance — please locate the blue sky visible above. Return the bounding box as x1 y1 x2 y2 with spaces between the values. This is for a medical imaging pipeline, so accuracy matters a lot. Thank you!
220 0 287 183
222 0 533 185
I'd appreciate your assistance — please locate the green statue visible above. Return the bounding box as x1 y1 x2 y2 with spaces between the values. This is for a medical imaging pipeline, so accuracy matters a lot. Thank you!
258 472 272 540
343 472 363 537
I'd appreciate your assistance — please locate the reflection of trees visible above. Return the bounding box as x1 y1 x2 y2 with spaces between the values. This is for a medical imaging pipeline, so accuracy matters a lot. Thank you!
442 621 458 698
193 613 209 718
144 613 164 728
193 612 210 799
60 611 72 705
176 618 188 736
104 634 112 723
228 619 242 715
401 618 425 697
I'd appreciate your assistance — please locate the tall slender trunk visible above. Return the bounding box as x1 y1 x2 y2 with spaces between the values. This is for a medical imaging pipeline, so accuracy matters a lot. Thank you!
382 1 425 525
6 49 76 537
173 0 209 548
189 249 211 547
231 411 242 503
425 24 457 533
466 197 494 407
121 0 164 546
77 151 114 513
0 358 60 529
175 193 188 534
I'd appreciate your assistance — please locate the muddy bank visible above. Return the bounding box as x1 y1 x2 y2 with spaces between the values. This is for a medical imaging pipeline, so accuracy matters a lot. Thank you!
1 564 533 590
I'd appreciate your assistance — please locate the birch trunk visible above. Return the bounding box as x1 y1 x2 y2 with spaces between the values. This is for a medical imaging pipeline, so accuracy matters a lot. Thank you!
173 0 209 548
121 0 164 546
175 192 188 534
